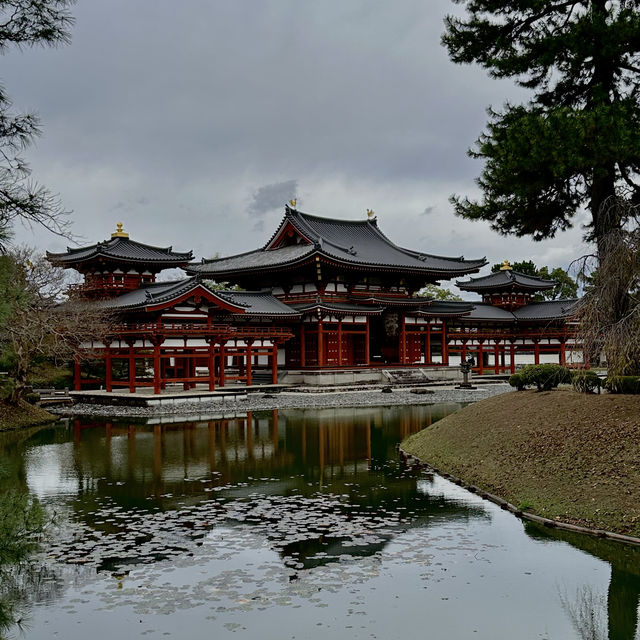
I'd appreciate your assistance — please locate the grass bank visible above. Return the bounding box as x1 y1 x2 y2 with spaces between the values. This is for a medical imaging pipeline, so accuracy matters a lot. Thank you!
401 389 640 538
0 400 56 431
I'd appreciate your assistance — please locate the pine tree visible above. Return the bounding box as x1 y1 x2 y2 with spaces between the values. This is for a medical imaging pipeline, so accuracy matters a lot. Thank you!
0 1 75 248
443 1 640 247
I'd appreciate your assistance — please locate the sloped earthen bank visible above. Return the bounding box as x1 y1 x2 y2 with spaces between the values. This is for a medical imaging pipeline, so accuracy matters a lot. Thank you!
401 389 640 540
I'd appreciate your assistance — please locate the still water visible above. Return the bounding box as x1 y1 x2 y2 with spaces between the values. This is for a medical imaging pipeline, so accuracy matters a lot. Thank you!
1 404 639 640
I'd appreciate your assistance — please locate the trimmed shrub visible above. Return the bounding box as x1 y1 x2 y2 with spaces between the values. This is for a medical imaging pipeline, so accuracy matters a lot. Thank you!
603 376 640 394
520 364 572 391
24 392 40 405
508 373 527 391
571 370 601 394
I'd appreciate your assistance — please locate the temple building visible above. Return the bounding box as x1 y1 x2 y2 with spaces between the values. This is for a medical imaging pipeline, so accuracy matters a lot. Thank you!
47 207 581 393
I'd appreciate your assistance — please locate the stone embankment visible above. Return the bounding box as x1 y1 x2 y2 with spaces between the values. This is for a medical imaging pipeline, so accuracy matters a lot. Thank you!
50 384 511 418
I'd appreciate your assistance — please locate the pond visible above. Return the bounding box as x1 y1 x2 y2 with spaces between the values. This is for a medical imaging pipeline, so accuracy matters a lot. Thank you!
1 403 639 640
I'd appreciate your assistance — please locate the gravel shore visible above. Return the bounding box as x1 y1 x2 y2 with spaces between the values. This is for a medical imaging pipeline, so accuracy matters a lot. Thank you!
51 383 511 418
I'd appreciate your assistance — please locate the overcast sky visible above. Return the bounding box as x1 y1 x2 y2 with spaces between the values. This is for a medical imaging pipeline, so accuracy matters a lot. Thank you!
6 0 589 292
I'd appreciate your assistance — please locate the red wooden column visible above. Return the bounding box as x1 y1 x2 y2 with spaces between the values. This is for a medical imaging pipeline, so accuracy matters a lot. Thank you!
510 341 516 373
246 339 254 386
300 324 306 367
364 317 370 365
207 338 215 391
104 342 113 392
337 319 343 366
127 340 136 393
183 355 191 391
534 339 540 365
477 341 484 374
73 356 81 391
152 337 164 395
425 325 431 365
559 339 566 366
441 322 449 365
219 341 226 387
271 341 279 384
461 340 467 364
494 341 500 374
318 318 325 366
399 315 405 364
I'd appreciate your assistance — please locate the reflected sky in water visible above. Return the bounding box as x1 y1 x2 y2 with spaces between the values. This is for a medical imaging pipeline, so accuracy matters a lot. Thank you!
1 404 639 640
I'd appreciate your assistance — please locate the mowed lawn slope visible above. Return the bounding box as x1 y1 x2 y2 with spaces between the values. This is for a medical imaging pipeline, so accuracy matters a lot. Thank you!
402 389 640 537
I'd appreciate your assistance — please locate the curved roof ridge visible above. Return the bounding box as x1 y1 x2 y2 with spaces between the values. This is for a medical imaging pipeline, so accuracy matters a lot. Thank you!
457 269 557 291
366 220 484 265
197 247 270 266
47 235 193 264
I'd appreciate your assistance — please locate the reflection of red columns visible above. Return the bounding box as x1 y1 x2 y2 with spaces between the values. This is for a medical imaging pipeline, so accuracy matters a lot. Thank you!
207 338 215 391
534 340 540 365
105 342 113 392
219 341 226 387
246 340 254 386
74 356 81 391
271 342 279 384
272 409 279 455
208 422 216 470
153 424 162 480
246 411 254 459
128 340 136 393
366 422 371 463
365 317 370 365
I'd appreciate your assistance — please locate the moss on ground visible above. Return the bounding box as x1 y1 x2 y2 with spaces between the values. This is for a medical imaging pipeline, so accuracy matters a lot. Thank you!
402 389 640 538
0 401 56 431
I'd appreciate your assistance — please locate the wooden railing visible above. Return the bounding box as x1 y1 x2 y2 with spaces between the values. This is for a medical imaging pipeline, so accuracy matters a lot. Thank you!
115 322 294 339
446 327 577 341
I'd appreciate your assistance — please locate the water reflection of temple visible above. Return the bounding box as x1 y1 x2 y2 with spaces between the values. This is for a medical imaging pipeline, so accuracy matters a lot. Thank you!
14 406 481 568
62 405 462 502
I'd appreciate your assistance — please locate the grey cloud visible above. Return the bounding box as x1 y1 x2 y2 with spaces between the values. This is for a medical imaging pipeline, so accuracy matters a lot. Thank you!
6 0 580 271
422 205 435 215
248 180 298 217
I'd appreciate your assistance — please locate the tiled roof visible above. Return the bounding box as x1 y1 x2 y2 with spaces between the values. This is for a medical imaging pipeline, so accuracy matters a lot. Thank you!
438 299 579 323
412 301 475 317
99 278 299 316
291 301 384 316
186 207 486 277
219 291 302 316
187 244 313 275
457 270 556 292
513 299 579 321
47 236 193 267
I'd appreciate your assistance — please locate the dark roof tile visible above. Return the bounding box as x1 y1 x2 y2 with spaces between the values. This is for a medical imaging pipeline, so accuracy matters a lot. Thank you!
457 270 556 292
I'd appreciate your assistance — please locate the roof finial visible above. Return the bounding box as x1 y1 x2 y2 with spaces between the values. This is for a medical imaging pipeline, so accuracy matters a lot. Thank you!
111 222 129 239
289 199 297 209
499 259 512 271
366 208 374 219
